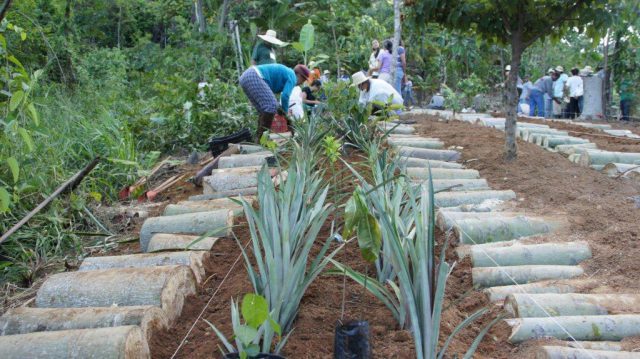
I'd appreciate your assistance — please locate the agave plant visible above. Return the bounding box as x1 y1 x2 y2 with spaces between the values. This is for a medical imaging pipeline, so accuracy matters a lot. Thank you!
334 164 494 359
235 149 343 353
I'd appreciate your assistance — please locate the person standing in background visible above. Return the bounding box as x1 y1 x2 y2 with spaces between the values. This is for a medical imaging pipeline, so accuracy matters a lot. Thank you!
619 78 634 121
368 40 381 79
402 76 414 109
553 66 568 118
565 67 584 119
320 70 330 83
394 39 407 93
544 68 556 118
518 75 533 114
369 40 393 84
529 72 557 117
251 30 286 65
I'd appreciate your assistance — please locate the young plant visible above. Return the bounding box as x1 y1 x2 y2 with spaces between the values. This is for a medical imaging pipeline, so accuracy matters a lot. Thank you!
441 84 464 119
235 149 343 353
333 166 493 359
206 293 286 359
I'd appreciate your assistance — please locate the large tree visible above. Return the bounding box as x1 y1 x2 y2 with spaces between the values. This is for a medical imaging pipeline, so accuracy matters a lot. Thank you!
415 0 612 160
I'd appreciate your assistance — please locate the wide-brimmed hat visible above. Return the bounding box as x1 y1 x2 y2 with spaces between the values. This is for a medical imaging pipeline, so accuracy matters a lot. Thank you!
548 68 555 74
581 65 594 74
555 65 564 73
258 30 287 46
294 64 310 80
505 65 511 72
351 72 370 87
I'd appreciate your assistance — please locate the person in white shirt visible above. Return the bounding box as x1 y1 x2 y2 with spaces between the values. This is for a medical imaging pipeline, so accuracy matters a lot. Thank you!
351 71 403 113
565 67 584 119
288 86 305 120
368 40 381 79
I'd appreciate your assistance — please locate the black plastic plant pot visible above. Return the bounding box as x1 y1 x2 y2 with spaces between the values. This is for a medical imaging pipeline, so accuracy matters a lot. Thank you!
334 320 372 359
223 353 285 359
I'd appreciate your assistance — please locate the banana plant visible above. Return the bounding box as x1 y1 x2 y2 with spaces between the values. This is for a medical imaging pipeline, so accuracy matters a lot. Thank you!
292 20 315 65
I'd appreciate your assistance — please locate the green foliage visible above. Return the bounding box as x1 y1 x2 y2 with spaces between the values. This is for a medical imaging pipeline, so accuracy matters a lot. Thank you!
343 187 382 263
321 135 341 164
441 84 464 114
206 293 284 358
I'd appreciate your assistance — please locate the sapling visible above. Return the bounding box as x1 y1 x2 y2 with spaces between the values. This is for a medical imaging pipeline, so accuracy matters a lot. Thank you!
206 293 286 359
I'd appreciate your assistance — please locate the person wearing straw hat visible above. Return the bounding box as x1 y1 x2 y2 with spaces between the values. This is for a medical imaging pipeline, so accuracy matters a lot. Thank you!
239 63 310 141
351 71 403 112
552 65 568 118
251 29 287 66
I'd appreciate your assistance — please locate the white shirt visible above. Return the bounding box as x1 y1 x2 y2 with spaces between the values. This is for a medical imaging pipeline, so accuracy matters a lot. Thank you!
565 76 584 97
358 78 404 107
289 86 304 120
368 51 379 76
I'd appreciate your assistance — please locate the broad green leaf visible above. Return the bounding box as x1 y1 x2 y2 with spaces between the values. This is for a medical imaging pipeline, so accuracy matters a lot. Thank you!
244 344 260 357
241 293 269 328
357 213 382 263
249 23 257 38
0 34 6 49
235 325 258 346
9 91 24 112
6 157 19 183
27 103 39 126
17 127 34 152
341 194 358 238
88 191 102 202
0 187 11 213
299 20 315 52
291 41 304 53
20 31 26 41
269 317 282 336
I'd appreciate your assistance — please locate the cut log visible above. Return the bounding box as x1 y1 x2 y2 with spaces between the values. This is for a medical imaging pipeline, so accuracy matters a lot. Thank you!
378 123 416 134
437 211 521 231
407 167 480 180
426 179 490 192
189 187 258 201
163 197 252 216
0 306 168 341
79 251 209 284
387 138 444 149
238 144 268 154
520 128 569 141
505 293 640 318
218 153 274 169
398 157 463 169
556 143 598 155
0 326 150 359
147 233 218 252
471 241 591 267
542 136 592 149
507 314 640 343
435 190 516 208
139 210 232 252
36 265 196 323
203 166 276 194
453 216 563 244
484 279 598 302
397 146 461 162
578 150 640 167
602 163 640 177
472 265 584 288
568 341 622 351
535 346 635 359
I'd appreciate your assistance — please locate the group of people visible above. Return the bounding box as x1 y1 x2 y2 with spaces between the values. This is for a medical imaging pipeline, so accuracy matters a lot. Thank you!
367 39 415 108
518 65 605 120
240 30 415 140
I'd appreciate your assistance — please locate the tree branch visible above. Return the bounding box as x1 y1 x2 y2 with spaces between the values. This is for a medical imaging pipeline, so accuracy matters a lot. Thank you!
523 0 586 48
0 0 12 23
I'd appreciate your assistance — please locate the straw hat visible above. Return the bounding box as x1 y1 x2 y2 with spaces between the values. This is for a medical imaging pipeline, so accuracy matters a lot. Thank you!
505 65 511 72
555 65 564 73
548 68 555 74
258 30 286 46
581 65 594 75
351 72 370 87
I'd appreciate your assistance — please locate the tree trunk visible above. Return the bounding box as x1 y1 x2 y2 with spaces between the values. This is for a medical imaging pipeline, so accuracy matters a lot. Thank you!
218 0 232 32
195 0 206 33
331 25 341 78
505 36 523 161
391 0 401 83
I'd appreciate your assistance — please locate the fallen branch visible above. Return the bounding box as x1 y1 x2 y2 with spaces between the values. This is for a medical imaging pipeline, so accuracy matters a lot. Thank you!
0 157 101 245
